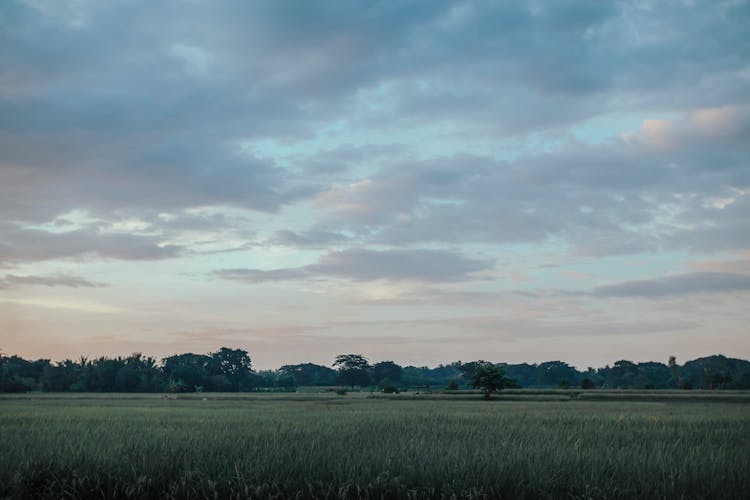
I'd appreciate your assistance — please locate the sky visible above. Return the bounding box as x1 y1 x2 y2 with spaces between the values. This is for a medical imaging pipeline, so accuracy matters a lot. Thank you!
1 0 749 370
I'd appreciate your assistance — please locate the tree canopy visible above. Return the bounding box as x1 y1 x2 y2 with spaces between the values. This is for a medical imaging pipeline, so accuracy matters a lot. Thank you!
470 364 507 399
2 350 749 393
333 354 371 387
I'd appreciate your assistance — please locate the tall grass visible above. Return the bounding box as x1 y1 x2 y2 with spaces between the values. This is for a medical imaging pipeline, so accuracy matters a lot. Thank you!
1 394 748 498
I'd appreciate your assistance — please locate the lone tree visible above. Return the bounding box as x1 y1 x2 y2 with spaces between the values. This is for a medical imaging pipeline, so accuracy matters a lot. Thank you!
470 363 506 399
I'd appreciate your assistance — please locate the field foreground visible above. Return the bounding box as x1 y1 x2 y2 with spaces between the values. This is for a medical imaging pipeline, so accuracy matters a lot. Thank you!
1 392 749 499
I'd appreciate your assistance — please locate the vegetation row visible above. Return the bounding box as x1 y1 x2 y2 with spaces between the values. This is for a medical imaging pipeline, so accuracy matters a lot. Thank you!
3 349 749 394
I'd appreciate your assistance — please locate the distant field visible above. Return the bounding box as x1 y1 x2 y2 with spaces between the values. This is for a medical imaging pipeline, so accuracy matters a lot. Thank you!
1 392 749 499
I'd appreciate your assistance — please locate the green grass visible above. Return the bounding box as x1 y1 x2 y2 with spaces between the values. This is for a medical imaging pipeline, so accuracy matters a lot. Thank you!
1 392 749 499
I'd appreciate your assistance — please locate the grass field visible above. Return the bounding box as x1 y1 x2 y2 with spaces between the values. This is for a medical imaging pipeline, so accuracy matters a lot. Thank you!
1 392 749 499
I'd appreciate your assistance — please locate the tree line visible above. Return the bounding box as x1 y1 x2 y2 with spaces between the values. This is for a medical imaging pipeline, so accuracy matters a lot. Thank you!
1 348 749 393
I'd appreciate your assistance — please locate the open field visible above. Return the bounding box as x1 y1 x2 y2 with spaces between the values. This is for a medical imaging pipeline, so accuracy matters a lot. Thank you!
1 392 749 499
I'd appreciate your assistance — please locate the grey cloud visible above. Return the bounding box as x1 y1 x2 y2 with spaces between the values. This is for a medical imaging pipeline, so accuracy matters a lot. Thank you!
663 193 750 254
1 0 748 260
216 248 493 283
145 213 236 233
1 0 331 223
0 274 103 290
5 1 741 115
594 272 750 298
0 132 312 223
315 248 492 282
303 113 749 254
216 267 308 284
269 229 352 248
0 223 181 265
350 0 747 135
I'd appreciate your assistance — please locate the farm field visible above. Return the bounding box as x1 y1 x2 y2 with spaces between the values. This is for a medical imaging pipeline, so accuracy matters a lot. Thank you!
1 392 749 499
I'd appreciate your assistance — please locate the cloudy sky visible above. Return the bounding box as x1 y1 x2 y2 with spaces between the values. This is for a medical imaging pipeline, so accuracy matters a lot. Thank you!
1 0 749 369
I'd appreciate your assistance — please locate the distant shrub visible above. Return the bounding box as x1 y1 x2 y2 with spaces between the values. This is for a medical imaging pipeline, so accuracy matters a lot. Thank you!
580 378 595 389
335 388 347 395
166 378 188 393
446 380 459 391
377 378 399 394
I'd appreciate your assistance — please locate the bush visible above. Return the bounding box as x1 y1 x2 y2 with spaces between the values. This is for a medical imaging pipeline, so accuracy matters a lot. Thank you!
377 378 399 394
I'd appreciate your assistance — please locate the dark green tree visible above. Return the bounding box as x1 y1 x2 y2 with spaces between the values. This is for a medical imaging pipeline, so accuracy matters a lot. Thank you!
86 357 123 391
603 360 639 388
1 355 49 391
276 373 297 391
333 354 371 388
41 359 82 391
0 354 31 392
0 372 27 392
114 366 140 392
470 363 507 399
373 361 403 383
457 360 488 382
162 353 212 391
502 363 537 387
210 347 253 391
536 361 580 387
116 353 161 392
635 362 671 389
279 363 337 386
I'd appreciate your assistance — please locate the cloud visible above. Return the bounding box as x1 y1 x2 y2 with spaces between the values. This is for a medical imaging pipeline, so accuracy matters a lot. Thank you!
634 106 750 151
298 122 749 255
0 0 746 269
0 274 103 290
0 133 311 224
0 223 181 265
594 272 750 298
216 248 493 283
2 0 747 225
1 0 749 367
687 253 750 275
269 229 352 248
216 267 308 284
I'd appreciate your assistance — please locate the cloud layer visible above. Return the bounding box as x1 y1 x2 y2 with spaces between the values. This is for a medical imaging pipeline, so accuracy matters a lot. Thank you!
1 0 749 366
594 272 750 298
217 248 493 283
0 274 102 290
